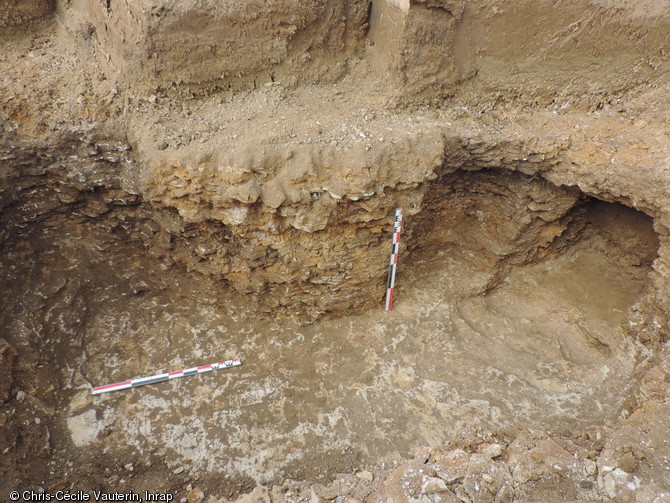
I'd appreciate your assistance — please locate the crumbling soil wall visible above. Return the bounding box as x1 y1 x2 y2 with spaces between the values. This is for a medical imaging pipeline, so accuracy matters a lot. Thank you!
61 0 371 92
369 0 670 104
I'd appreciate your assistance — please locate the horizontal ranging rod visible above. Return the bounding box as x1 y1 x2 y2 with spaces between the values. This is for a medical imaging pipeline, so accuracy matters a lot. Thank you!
385 208 403 311
91 358 242 395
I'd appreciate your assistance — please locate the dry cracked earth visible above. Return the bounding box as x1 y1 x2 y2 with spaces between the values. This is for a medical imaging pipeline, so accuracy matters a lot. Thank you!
1 1 670 503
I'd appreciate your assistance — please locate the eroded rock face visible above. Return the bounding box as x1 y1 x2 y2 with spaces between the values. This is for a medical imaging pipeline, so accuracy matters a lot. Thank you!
3 105 669 325
0 123 588 319
148 163 584 317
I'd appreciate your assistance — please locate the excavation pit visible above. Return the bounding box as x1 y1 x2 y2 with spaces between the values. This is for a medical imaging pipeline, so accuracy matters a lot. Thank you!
0 165 660 494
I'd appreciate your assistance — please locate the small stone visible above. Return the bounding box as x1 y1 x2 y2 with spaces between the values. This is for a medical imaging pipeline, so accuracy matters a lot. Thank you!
124 463 134 472
421 476 448 494
602 468 630 499
174 466 185 475
619 453 638 473
186 484 193 492
584 460 597 476
356 470 373 482
603 473 617 499
186 488 204 503
413 447 432 463
480 443 503 459
434 449 470 483
464 454 512 500
312 484 338 500
236 486 271 503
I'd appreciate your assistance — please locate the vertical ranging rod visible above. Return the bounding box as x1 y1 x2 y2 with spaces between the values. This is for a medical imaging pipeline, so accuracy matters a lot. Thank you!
385 208 403 311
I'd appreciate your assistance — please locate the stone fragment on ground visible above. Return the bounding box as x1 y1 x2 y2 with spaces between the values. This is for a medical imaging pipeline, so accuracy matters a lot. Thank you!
433 449 470 484
356 470 374 482
421 476 448 494
187 488 205 503
369 458 435 503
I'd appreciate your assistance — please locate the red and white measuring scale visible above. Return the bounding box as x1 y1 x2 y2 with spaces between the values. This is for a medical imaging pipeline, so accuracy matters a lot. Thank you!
385 208 403 311
91 358 242 395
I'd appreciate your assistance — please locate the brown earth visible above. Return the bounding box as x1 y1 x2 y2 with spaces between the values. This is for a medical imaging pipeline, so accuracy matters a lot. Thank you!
1 1 670 502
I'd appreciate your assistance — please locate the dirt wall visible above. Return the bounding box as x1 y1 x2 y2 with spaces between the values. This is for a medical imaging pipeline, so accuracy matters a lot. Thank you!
61 0 371 92
368 0 670 104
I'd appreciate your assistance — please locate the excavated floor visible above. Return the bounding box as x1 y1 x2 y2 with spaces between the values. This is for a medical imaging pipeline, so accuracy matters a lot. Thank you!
0 172 659 492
